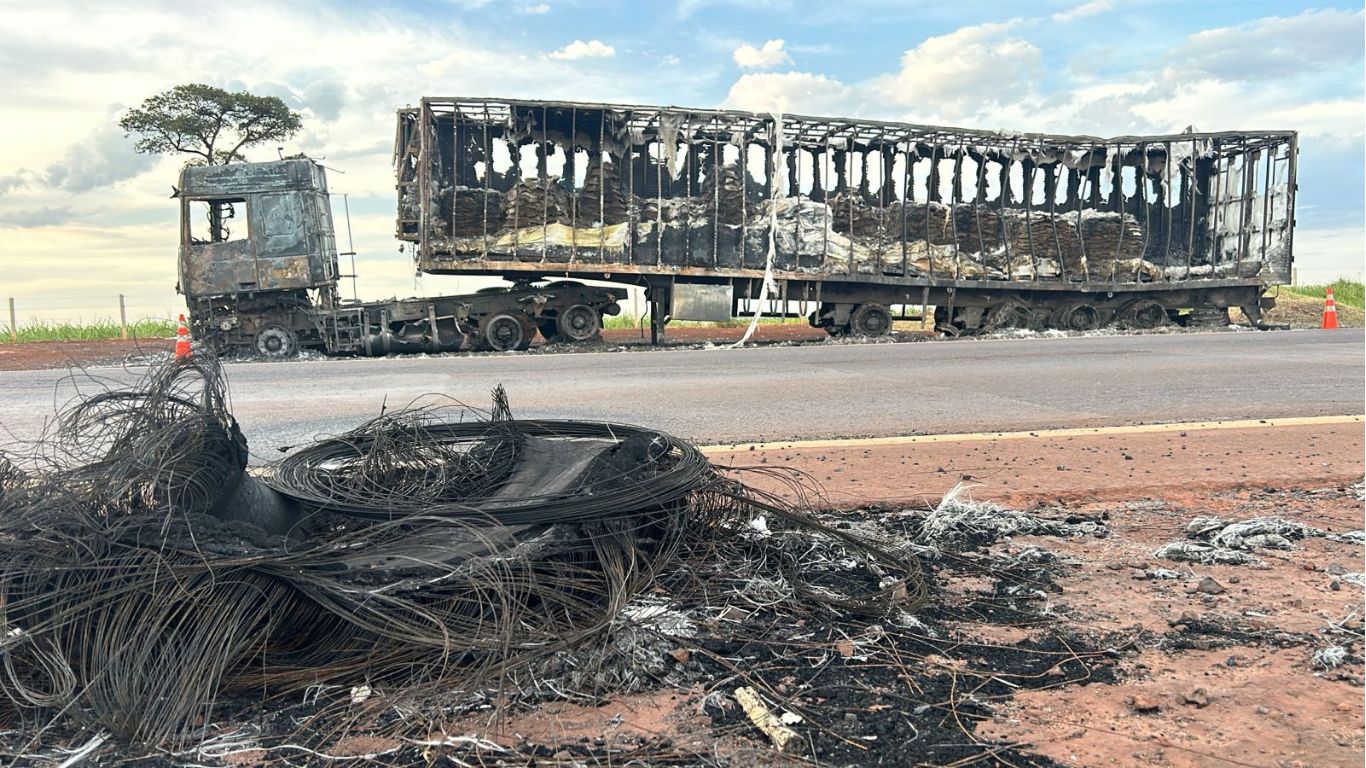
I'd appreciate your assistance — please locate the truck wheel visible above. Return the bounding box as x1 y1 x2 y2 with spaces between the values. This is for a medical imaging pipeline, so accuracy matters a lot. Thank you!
483 314 528 352
255 325 298 358
849 303 893 337
1051 303 1100 332
1116 299 1167 329
556 304 601 342
987 301 1037 330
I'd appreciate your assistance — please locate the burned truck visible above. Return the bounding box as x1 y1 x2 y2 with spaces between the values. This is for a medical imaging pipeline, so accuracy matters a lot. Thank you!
176 158 624 356
397 98 1296 338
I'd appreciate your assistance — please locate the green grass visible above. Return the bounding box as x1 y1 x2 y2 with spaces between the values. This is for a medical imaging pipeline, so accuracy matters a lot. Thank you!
1 317 179 343
1284 279 1364 308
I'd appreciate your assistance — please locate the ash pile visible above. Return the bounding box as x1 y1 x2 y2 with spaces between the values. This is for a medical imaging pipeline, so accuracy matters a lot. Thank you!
0 358 923 761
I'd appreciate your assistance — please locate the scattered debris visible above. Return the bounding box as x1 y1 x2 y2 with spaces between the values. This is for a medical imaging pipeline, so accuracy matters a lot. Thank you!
1189 576 1228 595
916 482 1104 549
0 357 921 751
1128 695 1162 713
733 687 801 754
1180 688 1212 708
1313 646 1350 670
1154 541 1258 565
1156 514 1356 566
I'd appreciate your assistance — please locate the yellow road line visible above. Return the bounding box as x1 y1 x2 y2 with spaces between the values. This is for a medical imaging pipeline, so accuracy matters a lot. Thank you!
700 414 1365 455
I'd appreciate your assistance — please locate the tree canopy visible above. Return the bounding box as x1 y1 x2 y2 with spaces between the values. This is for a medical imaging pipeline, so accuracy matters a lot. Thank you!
119 84 303 165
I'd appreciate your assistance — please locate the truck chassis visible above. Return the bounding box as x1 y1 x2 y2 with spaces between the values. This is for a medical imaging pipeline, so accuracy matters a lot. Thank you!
188 280 625 357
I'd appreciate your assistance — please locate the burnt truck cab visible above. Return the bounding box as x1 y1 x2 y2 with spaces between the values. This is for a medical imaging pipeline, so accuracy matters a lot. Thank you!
174 156 625 358
177 158 340 355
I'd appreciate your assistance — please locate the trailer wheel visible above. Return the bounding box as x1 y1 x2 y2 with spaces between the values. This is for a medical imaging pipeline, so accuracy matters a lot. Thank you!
987 302 1038 330
254 325 298 358
1116 299 1167 329
849 303 893 337
1051 304 1101 332
483 314 530 352
556 304 601 342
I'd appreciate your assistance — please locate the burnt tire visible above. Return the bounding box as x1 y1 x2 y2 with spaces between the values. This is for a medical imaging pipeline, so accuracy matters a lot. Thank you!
483 314 530 352
1051 304 1101 332
987 302 1038 330
254 325 298 358
537 320 560 342
556 304 601 342
849 303 893 337
1116 299 1167 330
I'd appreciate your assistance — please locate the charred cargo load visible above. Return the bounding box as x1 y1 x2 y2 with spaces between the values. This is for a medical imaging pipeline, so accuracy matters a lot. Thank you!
397 97 1295 334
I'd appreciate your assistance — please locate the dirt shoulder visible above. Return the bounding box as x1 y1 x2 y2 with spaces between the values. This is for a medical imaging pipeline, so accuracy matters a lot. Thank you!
705 420 1365 509
466 424 1364 767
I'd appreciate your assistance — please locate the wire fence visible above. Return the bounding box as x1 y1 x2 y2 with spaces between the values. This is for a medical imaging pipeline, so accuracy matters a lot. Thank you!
4 295 185 342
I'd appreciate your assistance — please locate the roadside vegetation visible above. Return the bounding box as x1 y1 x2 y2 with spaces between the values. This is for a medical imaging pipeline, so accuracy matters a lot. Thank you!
1 318 178 344
1284 278 1364 308
1233 279 1365 328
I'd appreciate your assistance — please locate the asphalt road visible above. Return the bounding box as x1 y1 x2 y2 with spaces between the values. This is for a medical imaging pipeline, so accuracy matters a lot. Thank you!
0 329 1360 455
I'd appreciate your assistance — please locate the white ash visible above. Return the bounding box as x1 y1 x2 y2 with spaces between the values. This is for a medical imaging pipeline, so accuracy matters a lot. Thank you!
892 610 939 637
1312 645 1349 670
1153 541 1259 566
621 597 698 638
1159 515 1341 564
1327 530 1366 544
917 483 1104 547
1186 516 1324 549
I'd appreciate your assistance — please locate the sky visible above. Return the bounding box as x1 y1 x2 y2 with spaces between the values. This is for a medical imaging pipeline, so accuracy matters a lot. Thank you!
0 0 1362 322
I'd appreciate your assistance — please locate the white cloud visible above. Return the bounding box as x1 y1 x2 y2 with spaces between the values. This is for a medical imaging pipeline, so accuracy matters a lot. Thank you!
871 21 1043 123
733 39 792 70
1172 9 1364 80
1130 77 1364 140
546 39 615 61
1052 1 1111 23
522 3 550 13
725 71 851 115
0 1 709 314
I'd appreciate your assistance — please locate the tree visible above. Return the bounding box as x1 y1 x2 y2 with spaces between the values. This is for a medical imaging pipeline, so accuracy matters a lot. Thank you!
121 84 302 241
119 83 302 167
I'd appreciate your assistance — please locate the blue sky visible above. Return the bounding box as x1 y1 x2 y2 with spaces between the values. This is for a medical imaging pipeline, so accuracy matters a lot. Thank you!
0 0 1361 319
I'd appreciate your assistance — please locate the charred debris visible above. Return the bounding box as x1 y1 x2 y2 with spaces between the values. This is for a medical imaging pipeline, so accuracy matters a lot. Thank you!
0 356 1160 766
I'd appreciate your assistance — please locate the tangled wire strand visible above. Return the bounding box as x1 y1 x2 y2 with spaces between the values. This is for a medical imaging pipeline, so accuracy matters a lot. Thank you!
0 357 925 750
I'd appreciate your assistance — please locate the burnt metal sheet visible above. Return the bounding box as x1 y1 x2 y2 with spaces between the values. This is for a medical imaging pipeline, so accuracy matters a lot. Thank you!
180 158 323 198
671 284 732 322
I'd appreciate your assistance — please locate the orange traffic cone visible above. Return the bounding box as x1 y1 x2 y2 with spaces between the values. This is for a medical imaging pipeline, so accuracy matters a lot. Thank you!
175 314 193 359
1322 288 1339 330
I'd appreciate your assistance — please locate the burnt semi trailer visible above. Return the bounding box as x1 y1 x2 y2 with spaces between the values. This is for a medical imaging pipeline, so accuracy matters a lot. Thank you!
397 97 1297 337
177 158 624 356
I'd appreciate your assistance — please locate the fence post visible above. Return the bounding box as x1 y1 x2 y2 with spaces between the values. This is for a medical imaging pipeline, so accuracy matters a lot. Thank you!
7 298 15 342
1291 267 1298 287
118 294 129 340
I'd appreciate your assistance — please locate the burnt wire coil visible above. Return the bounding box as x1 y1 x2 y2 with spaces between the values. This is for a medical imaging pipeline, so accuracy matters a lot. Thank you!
0 357 923 748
